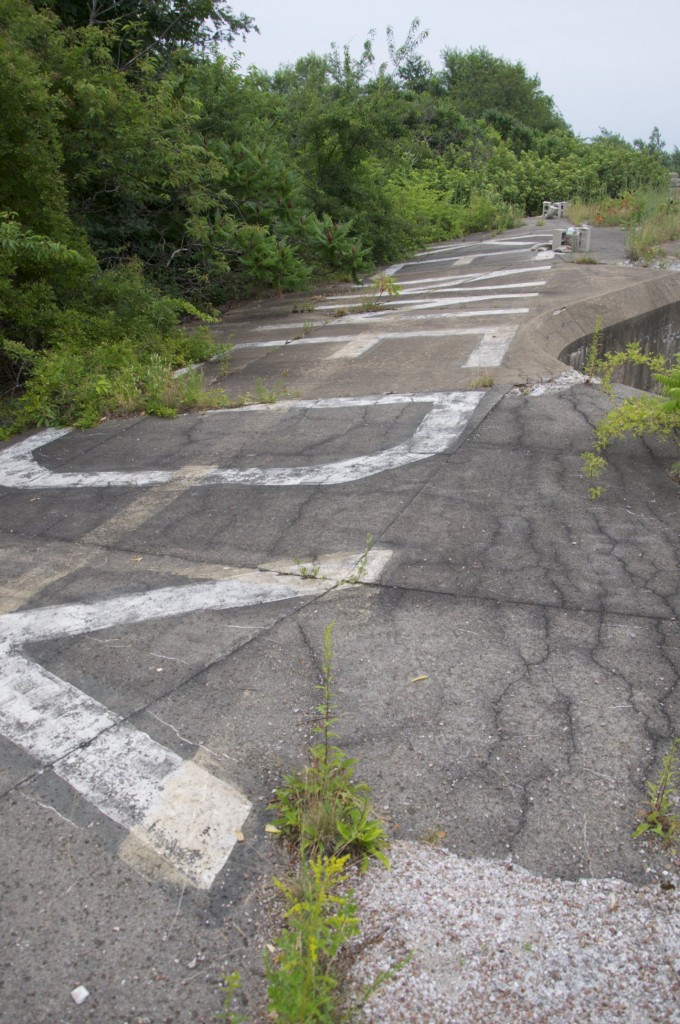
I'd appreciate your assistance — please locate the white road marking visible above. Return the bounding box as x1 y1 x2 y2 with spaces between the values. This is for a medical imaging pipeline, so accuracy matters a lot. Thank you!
464 328 518 367
233 335 356 350
0 431 173 489
324 265 551 298
0 553 390 887
330 327 513 361
397 282 544 296
0 393 483 490
415 242 471 256
413 250 529 266
254 320 328 331
316 293 532 313
203 392 483 485
480 238 544 247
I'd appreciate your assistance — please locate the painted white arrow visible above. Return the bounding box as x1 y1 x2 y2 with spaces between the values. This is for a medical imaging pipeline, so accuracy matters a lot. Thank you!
0 554 389 888
0 391 483 490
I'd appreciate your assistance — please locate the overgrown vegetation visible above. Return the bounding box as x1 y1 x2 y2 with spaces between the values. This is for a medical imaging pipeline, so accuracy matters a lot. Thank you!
581 326 680 495
1 1 673 435
270 621 388 868
633 738 680 846
569 185 680 264
222 623 390 1023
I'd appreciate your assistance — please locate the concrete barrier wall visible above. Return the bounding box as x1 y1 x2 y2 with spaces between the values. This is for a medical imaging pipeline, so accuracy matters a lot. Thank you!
517 272 680 392
560 292 680 390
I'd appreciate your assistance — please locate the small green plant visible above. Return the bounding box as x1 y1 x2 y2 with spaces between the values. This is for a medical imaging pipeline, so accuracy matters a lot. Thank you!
574 254 598 264
358 273 403 312
372 273 402 298
219 972 248 1024
292 321 316 341
295 558 322 579
213 344 233 379
469 374 494 389
583 316 604 379
633 738 680 845
581 450 607 499
292 302 316 314
270 622 388 869
265 855 360 1024
581 336 680 495
421 826 447 844
245 624 392 1024
342 533 374 585
254 378 280 404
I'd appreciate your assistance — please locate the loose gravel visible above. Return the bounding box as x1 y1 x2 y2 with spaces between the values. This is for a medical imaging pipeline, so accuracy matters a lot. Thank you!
343 841 680 1023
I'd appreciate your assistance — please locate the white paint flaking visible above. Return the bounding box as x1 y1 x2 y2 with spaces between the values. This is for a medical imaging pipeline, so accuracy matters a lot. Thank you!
204 392 483 485
464 328 518 367
1 392 483 490
0 552 394 886
0 430 172 489
316 292 533 312
0 572 326 887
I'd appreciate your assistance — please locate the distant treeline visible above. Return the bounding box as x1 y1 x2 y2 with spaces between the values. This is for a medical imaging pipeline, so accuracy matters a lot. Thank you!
0 1 675 431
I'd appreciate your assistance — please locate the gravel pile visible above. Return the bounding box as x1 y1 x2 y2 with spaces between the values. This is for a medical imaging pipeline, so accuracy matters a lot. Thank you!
344 842 680 1023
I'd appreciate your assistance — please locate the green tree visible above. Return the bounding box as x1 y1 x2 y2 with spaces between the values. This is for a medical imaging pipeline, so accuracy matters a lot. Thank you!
33 0 255 62
441 47 566 140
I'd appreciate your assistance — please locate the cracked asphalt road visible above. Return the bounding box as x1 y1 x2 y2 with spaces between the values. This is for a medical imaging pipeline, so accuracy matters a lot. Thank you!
1 221 680 1023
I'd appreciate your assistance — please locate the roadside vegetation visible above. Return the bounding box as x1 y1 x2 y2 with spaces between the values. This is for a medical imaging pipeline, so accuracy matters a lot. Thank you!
569 184 680 264
223 623 394 1024
581 320 680 497
1 1 677 437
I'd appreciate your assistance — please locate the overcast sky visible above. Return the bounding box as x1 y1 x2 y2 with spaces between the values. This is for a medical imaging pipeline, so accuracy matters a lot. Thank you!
233 0 679 151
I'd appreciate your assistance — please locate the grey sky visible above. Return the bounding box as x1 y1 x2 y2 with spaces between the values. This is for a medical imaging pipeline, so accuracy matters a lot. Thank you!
234 0 679 151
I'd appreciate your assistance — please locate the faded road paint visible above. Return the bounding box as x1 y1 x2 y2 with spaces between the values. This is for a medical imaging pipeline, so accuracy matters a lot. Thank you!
0 559 392 887
0 392 483 490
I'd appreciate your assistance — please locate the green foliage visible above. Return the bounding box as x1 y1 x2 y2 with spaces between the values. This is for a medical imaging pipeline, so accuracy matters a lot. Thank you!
254 624 393 1024
581 341 680 496
219 972 248 1024
633 739 680 845
342 533 374 585
270 623 388 870
266 855 360 1024
2 0 672 431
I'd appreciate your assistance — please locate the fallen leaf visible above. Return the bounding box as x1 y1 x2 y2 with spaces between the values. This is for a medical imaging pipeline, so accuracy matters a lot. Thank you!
235 831 244 842
410 674 429 683
265 824 282 834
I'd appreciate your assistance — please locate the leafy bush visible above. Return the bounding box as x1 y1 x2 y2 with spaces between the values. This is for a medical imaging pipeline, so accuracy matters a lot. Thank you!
582 342 680 495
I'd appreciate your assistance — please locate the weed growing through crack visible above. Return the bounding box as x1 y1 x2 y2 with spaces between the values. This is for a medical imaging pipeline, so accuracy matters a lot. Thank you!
633 738 680 845
583 316 603 379
270 622 388 867
222 624 394 1023
295 558 322 579
265 855 360 1024
581 320 680 497
342 533 374 585
372 273 402 298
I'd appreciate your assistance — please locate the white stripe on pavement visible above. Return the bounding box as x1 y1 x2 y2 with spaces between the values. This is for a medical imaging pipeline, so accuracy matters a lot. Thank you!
0 567 345 888
464 328 518 367
203 391 484 485
0 393 484 490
